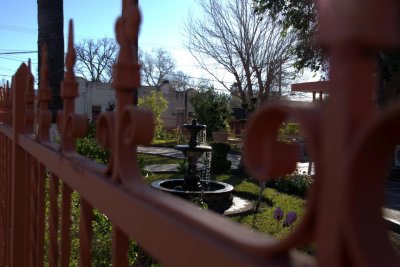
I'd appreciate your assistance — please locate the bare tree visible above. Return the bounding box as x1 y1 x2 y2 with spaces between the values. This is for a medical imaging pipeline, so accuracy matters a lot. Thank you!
170 70 193 91
75 38 118 83
139 48 176 87
185 0 296 105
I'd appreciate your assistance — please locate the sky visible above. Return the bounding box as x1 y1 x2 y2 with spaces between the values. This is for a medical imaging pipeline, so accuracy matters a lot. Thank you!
0 0 317 99
0 0 218 87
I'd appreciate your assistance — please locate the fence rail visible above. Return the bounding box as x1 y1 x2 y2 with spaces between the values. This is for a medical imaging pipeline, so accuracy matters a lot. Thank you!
1 0 400 266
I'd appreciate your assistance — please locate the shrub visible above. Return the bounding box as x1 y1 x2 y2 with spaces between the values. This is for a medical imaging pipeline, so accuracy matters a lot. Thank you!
170 126 187 144
86 120 97 139
76 136 150 176
210 142 231 174
177 159 188 174
266 172 313 197
138 91 168 139
190 86 231 137
156 129 172 140
76 137 109 164
278 123 300 143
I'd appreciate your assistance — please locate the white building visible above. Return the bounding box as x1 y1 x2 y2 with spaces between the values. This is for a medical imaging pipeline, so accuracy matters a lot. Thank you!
75 77 195 129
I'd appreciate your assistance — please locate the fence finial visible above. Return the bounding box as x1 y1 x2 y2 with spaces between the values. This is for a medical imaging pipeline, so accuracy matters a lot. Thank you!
5 80 10 125
113 0 141 93
57 19 87 152
65 19 76 83
96 1 154 185
24 58 35 133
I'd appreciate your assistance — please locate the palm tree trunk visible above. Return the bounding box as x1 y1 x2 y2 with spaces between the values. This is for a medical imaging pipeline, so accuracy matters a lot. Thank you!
37 0 64 121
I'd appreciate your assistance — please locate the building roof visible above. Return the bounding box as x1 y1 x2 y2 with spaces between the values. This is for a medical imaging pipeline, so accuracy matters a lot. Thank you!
291 81 329 93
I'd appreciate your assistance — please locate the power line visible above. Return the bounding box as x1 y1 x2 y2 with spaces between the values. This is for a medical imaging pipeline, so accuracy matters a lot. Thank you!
0 66 15 72
0 24 36 34
0 49 36 52
0 55 38 63
0 23 106 40
0 51 37 55
0 56 27 62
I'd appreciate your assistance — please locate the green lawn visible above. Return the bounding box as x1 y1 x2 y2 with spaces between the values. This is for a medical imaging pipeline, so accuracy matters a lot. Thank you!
150 139 179 147
138 153 182 165
215 174 305 234
142 168 308 247
76 137 313 262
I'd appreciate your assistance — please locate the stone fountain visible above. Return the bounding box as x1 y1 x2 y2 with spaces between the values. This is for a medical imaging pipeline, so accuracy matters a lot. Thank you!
151 119 234 213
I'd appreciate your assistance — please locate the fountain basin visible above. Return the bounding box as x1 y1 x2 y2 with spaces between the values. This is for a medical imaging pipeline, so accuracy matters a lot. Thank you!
175 145 212 155
151 179 234 213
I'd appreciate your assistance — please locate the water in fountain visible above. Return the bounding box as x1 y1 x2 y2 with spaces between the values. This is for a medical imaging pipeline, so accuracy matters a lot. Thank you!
197 128 212 187
201 151 212 190
198 128 206 145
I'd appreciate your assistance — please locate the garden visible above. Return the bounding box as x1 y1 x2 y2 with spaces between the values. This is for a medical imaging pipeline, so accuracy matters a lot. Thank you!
69 117 400 266
58 87 400 266
64 116 315 266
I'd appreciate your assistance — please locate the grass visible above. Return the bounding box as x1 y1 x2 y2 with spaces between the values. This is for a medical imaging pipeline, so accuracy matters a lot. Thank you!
138 153 181 165
139 153 317 255
74 136 314 264
215 174 307 241
140 155 400 257
150 139 178 147
143 170 307 245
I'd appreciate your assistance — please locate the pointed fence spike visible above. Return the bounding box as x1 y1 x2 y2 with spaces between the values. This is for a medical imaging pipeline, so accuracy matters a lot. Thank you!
57 18 86 151
61 19 78 99
65 19 76 75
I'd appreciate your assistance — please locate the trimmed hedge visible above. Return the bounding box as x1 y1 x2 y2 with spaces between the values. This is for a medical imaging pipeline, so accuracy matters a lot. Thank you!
211 142 231 174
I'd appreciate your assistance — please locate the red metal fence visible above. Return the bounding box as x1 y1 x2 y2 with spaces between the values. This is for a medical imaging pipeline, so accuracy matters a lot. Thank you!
1 0 400 266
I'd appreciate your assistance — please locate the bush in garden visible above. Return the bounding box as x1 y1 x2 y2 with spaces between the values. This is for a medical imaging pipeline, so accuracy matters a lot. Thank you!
170 126 187 144
76 136 148 176
278 123 301 143
76 137 109 164
266 172 313 197
138 91 168 139
71 128 154 265
86 120 97 139
177 159 188 174
155 129 172 140
190 86 231 137
210 142 231 174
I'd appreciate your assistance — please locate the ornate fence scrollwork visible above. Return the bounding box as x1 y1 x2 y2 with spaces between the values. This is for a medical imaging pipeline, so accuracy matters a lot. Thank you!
97 0 154 186
244 102 321 254
243 0 400 265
